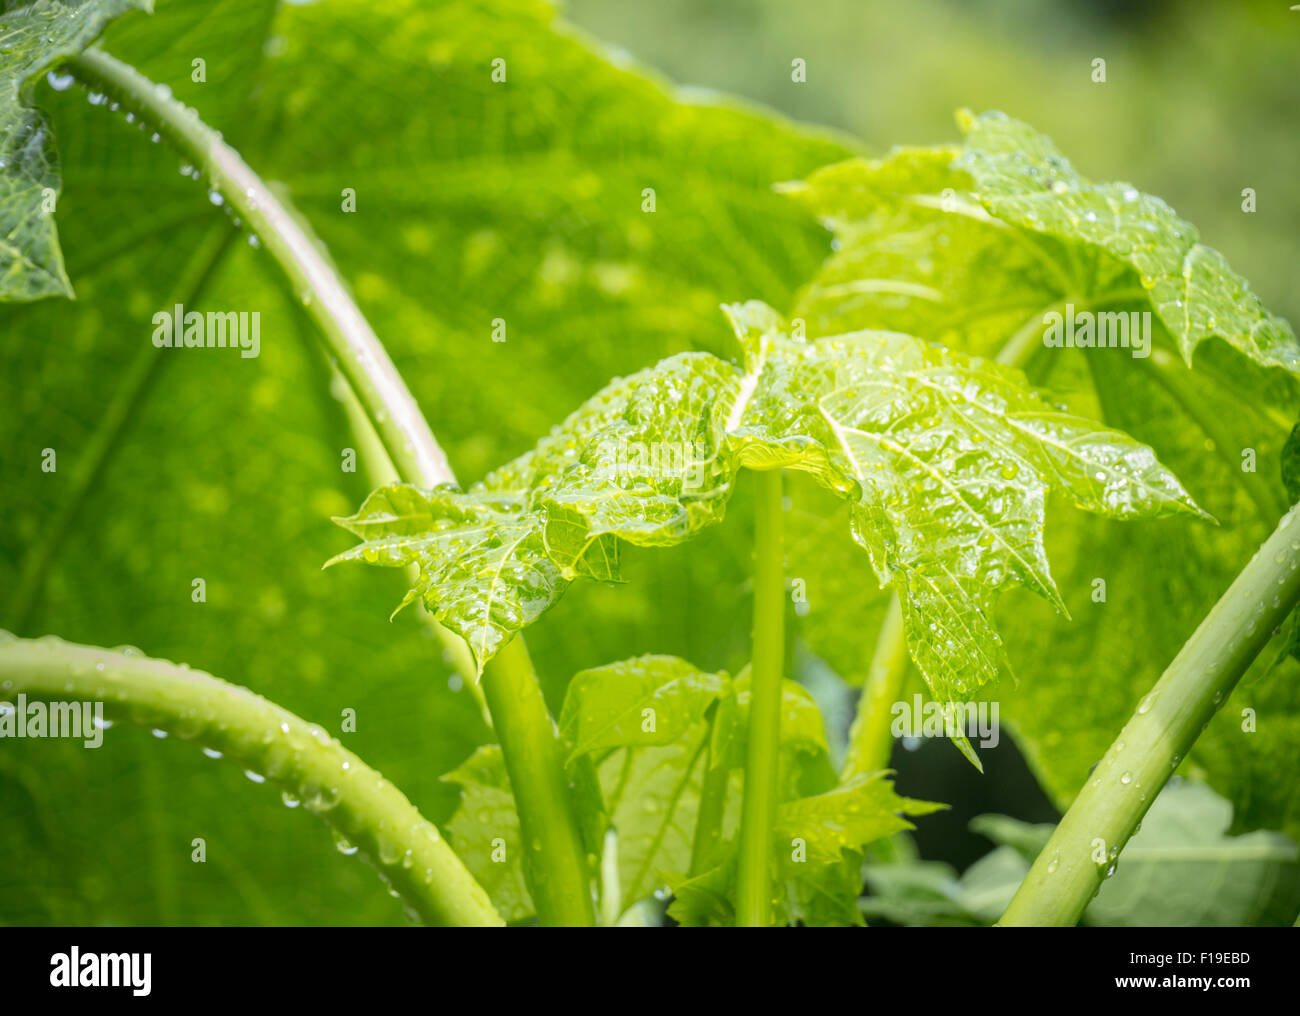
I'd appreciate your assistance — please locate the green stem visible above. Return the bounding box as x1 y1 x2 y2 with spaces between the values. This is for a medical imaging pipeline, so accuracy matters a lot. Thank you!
1000 500 1300 926
841 594 907 779
689 730 729 876
69 48 592 922
736 468 786 926
481 638 595 925
0 633 503 927
67 47 455 491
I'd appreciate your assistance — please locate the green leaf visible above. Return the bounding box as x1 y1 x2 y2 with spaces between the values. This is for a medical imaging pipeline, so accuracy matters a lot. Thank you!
953 110 1300 372
709 671 836 798
0 0 149 300
559 655 729 914
340 305 1199 703
331 351 741 672
443 655 730 919
773 771 945 867
0 0 846 926
1082 781 1300 927
559 653 729 761
785 111 1300 839
668 770 941 927
975 782 1300 927
440 746 534 923
742 322 1203 702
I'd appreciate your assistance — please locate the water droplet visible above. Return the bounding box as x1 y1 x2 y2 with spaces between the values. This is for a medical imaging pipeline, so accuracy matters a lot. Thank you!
1120 771 1132 785
281 791 301 809
202 747 223 759
244 769 266 783
46 71 74 91
151 728 168 739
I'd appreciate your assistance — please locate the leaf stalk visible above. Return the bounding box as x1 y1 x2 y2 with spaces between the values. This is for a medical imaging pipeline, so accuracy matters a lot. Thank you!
1000 500 1300 925
736 468 786 926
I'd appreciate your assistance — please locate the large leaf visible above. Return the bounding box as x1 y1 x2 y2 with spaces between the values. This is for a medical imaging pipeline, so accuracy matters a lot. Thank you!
0 0 149 299
0 0 849 925
785 111 1300 839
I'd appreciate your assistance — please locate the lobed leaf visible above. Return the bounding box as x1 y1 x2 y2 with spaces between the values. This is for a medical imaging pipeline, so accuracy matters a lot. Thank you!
784 111 1300 833
338 305 1201 702
0 0 150 300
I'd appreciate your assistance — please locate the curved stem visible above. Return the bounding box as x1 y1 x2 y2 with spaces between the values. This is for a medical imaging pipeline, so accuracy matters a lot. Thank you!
736 468 786 926
67 47 455 491
69 48 592 922
840 595 907 780
480 638 595 926
0 633 503 927
1000 500 1300 926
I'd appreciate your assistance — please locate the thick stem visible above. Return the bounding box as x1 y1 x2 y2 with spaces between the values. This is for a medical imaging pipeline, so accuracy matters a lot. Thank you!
0 633 503 927
841 595 907 780
68 47 454 491
736 468 786 926
480 638 595 926
68 48 591 922
1000 501 1300 926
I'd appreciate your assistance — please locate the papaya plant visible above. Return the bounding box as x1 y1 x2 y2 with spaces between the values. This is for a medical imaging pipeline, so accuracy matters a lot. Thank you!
2 0 1297 929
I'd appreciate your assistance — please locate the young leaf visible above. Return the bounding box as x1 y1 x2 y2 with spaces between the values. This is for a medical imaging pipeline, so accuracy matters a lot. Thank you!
442 656 732 919
734 320 1204 701
668 770 942 927
0 0 149 300
560 654 729 761
330 351 740 672
338 304 1201 701
559 656 731 914
440 746 534 923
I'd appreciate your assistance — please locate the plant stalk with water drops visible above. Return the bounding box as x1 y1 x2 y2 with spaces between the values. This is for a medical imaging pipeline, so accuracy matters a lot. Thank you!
1000 500 1300 926
65 45 594 926
0 632 503 927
